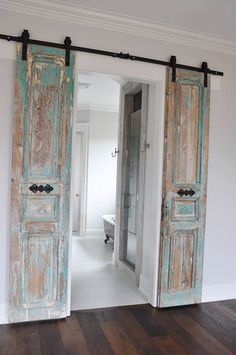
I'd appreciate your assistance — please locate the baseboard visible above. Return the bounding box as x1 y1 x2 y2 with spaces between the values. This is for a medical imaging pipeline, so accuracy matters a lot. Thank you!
202 282 236 303
85 229 104 237
139 274 149 298
0 302 8 324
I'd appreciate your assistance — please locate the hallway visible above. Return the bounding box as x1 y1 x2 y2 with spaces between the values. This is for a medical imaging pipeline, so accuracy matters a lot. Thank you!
71 235 146 310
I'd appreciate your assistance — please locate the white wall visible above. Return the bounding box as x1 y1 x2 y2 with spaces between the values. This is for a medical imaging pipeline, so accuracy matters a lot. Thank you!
77 109 118 233
0 58 15 323
1 8 236 322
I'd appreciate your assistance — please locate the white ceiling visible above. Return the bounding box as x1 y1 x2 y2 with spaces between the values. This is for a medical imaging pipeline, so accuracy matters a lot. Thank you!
52 0 236 41
77 71 121 111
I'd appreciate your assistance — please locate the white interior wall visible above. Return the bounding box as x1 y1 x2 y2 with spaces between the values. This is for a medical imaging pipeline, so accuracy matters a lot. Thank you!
0 58 15 324
1 8 236 322
77 109 119 233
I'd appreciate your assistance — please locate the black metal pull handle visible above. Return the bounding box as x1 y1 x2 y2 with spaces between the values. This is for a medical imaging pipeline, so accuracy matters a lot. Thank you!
29 184 54 194
177 188 195 197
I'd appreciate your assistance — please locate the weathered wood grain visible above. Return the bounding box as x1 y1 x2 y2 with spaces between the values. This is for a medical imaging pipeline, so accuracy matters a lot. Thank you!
158 68 210 307
9 44 75 322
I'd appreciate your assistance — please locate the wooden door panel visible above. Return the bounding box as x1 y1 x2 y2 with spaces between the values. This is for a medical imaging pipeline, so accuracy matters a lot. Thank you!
172 197 199 221
158 68 210 307
26 60 62 179
168 230 196 290
23 195 59 222
9 44 75 322
22 232 58 308
174 84 200 185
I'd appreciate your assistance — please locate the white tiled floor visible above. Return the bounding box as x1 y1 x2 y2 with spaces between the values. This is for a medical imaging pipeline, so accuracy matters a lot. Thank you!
71 235 147 310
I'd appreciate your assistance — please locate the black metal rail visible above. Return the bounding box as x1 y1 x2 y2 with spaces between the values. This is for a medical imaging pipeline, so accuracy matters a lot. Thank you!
0 29 224 87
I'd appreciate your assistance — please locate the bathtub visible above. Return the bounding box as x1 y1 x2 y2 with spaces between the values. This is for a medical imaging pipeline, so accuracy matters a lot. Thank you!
101 214 115 243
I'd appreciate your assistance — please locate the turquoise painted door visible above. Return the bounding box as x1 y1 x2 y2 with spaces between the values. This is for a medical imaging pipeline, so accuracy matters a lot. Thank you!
9 44 75 322
158 68 210 307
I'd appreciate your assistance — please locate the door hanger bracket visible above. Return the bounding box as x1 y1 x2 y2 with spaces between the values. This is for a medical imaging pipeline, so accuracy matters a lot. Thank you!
202 61 208 88
64 36 72 66
21 29 30 61
170 55 177 83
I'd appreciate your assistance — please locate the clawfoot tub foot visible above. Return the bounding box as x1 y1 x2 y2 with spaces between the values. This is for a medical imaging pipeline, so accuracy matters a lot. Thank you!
104 235 110 244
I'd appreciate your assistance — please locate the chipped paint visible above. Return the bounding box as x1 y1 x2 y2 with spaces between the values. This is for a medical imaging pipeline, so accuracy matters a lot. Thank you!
9 44 75 322
158 68 210 307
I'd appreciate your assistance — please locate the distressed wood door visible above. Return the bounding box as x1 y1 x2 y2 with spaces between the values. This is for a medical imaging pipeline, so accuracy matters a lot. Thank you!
9 44 75 322
158 68 210 307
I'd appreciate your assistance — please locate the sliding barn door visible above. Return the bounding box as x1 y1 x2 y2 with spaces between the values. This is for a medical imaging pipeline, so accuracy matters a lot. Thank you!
158 68 210 307
9 44 75 322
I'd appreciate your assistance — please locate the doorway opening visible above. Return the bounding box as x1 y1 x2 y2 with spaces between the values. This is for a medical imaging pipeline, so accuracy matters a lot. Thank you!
71 71 150 310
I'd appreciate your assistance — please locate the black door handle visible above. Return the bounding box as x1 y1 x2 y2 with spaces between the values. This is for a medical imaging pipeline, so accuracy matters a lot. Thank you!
29 184 54 194
177 188 195 197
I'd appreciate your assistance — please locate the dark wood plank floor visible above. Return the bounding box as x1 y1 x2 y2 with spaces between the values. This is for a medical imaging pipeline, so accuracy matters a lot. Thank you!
1 300 236 355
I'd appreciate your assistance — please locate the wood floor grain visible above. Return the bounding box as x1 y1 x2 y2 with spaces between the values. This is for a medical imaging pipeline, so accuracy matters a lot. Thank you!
0 300 236 355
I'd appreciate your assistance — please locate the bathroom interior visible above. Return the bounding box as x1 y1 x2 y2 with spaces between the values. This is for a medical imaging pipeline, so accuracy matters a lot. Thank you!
71 71 148 310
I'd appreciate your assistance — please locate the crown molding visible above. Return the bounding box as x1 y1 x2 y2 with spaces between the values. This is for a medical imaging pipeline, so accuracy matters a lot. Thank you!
1 0 236 55
77 103 119 113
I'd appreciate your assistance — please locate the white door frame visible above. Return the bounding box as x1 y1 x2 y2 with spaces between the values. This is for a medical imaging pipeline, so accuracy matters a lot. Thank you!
68 53 166 314
72 122 89 237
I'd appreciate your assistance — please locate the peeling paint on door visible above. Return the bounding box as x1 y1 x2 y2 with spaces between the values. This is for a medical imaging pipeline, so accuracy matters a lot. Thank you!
9 44 75 322
158 68 210 307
